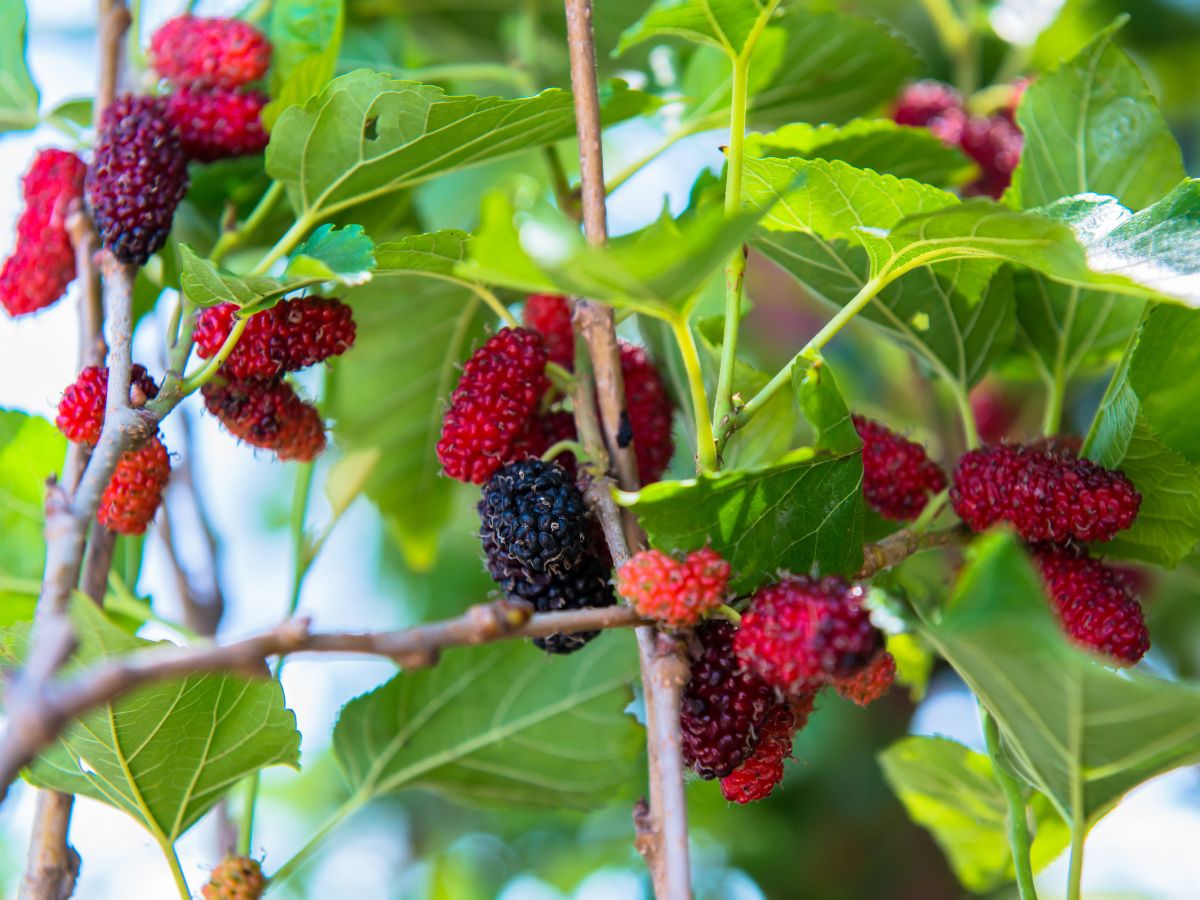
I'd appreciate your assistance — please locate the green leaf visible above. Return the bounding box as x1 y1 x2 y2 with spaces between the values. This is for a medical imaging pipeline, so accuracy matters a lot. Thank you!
5 600 300 842
267 72 648 224
617 0 772 57
0 0 38 133
1013 22 1185 211
1126 305 1200 462
675 9 916 131
333 634 641 809
618 446 863 591
459 189 763 316
920 532 1200 829
263 53 336 132
792 355 858 455
1013 272 1144 382
879 736 1069 892
284 223 376 285
748 159 1015 389
269 0 344 98
179 232 374 311
745 119 974 186
375 230 471 277
328 277 487 570
0 411 63 620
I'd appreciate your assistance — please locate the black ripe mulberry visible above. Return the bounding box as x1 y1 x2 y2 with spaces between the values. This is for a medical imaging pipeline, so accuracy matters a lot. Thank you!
508 550 616 655
86 95 188 265
479 459 589 583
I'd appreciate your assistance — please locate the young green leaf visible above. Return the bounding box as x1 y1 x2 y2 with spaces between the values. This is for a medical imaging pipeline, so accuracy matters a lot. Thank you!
269 0 345 99
178 230 375 311
745 119 974 187
792 356 859 455
879 735 1069 893
618 446 864 591
1013 21 1185 211
920 532 1200 829
0 0 38 133
327 277 487 570
4 600 300 844
333 635 641 809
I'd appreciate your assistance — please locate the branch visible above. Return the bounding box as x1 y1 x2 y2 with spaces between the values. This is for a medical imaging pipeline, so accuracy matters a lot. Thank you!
562 4 691 897
0 602 649 800
854 526 965 580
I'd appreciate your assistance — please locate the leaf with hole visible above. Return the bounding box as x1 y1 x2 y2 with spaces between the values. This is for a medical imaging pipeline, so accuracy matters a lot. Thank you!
333 633 641 809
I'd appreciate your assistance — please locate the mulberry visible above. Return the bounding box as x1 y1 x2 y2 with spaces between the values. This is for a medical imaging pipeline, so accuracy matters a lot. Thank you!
201 855 265 900
523 293 574 369
166 88 268 162
150 16 271 90
507 549 616 655
56 364 160 444
853 415 946 521
616 547 731 626
834 651 897 706
97 436 171 535
202 377 326 462
193 298 356 379
86 95 188 265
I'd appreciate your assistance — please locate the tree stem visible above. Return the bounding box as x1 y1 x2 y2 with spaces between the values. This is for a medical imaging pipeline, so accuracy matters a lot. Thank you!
983 711 1039 900
672 316 717 472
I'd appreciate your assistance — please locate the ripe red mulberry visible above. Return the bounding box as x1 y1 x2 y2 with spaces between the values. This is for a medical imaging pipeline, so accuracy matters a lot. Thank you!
56 364 160 444
97 436 171 535
201 854 265 900
0 149 86 317
961 115 1023 199
951 444 1140 544
85 95 188 265
150 16 270 90
1034 546 1149 665
437 328 549 484
834 651 897 706
523 293 574 369
193 298 356 380
617 547 731 626
166 88 268 162
853 415 946 521
892 80 966 143
735 575 882 694
620 343 675 483
202 377 326 462
681 620 776 779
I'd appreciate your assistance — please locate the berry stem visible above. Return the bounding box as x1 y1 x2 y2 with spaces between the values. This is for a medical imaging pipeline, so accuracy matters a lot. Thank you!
715 604 743 624
919 0 977 95
210 180 284 265
719 275 886 452
671 314 718 472
178 315 249 393
469 282 519 328
951 382 981 450
1041 367 1065 437
983 711 1040 900
541 439 592 465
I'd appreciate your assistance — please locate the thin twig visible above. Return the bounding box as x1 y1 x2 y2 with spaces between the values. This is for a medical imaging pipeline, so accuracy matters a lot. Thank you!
562 4 691 897
94 0 131 125
0 602 650 800
854 526 965 580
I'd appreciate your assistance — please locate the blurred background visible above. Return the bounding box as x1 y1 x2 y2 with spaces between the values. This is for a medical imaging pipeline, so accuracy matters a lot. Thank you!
3 0 1200 897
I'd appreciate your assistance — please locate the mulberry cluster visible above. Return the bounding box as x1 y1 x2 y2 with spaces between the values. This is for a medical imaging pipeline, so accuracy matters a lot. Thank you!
202 377 326 462
201 855 265 900
520 293 676 483
151 16 271 162
949 441 1147 661
892 79 1025 198
1 149 86 317
479 459 614 654
197 296 353 462
617 547 731 626
1034 546 1149 665
56 364 170 535
735 575 882 694
194 298 356 380
438 328 550 484
86 95 188 265
951 444 1140 544
680 620 777 779
853 415 947 521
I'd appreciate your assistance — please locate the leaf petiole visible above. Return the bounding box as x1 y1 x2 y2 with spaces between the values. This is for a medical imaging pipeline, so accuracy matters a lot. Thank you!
982 710 1039 900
